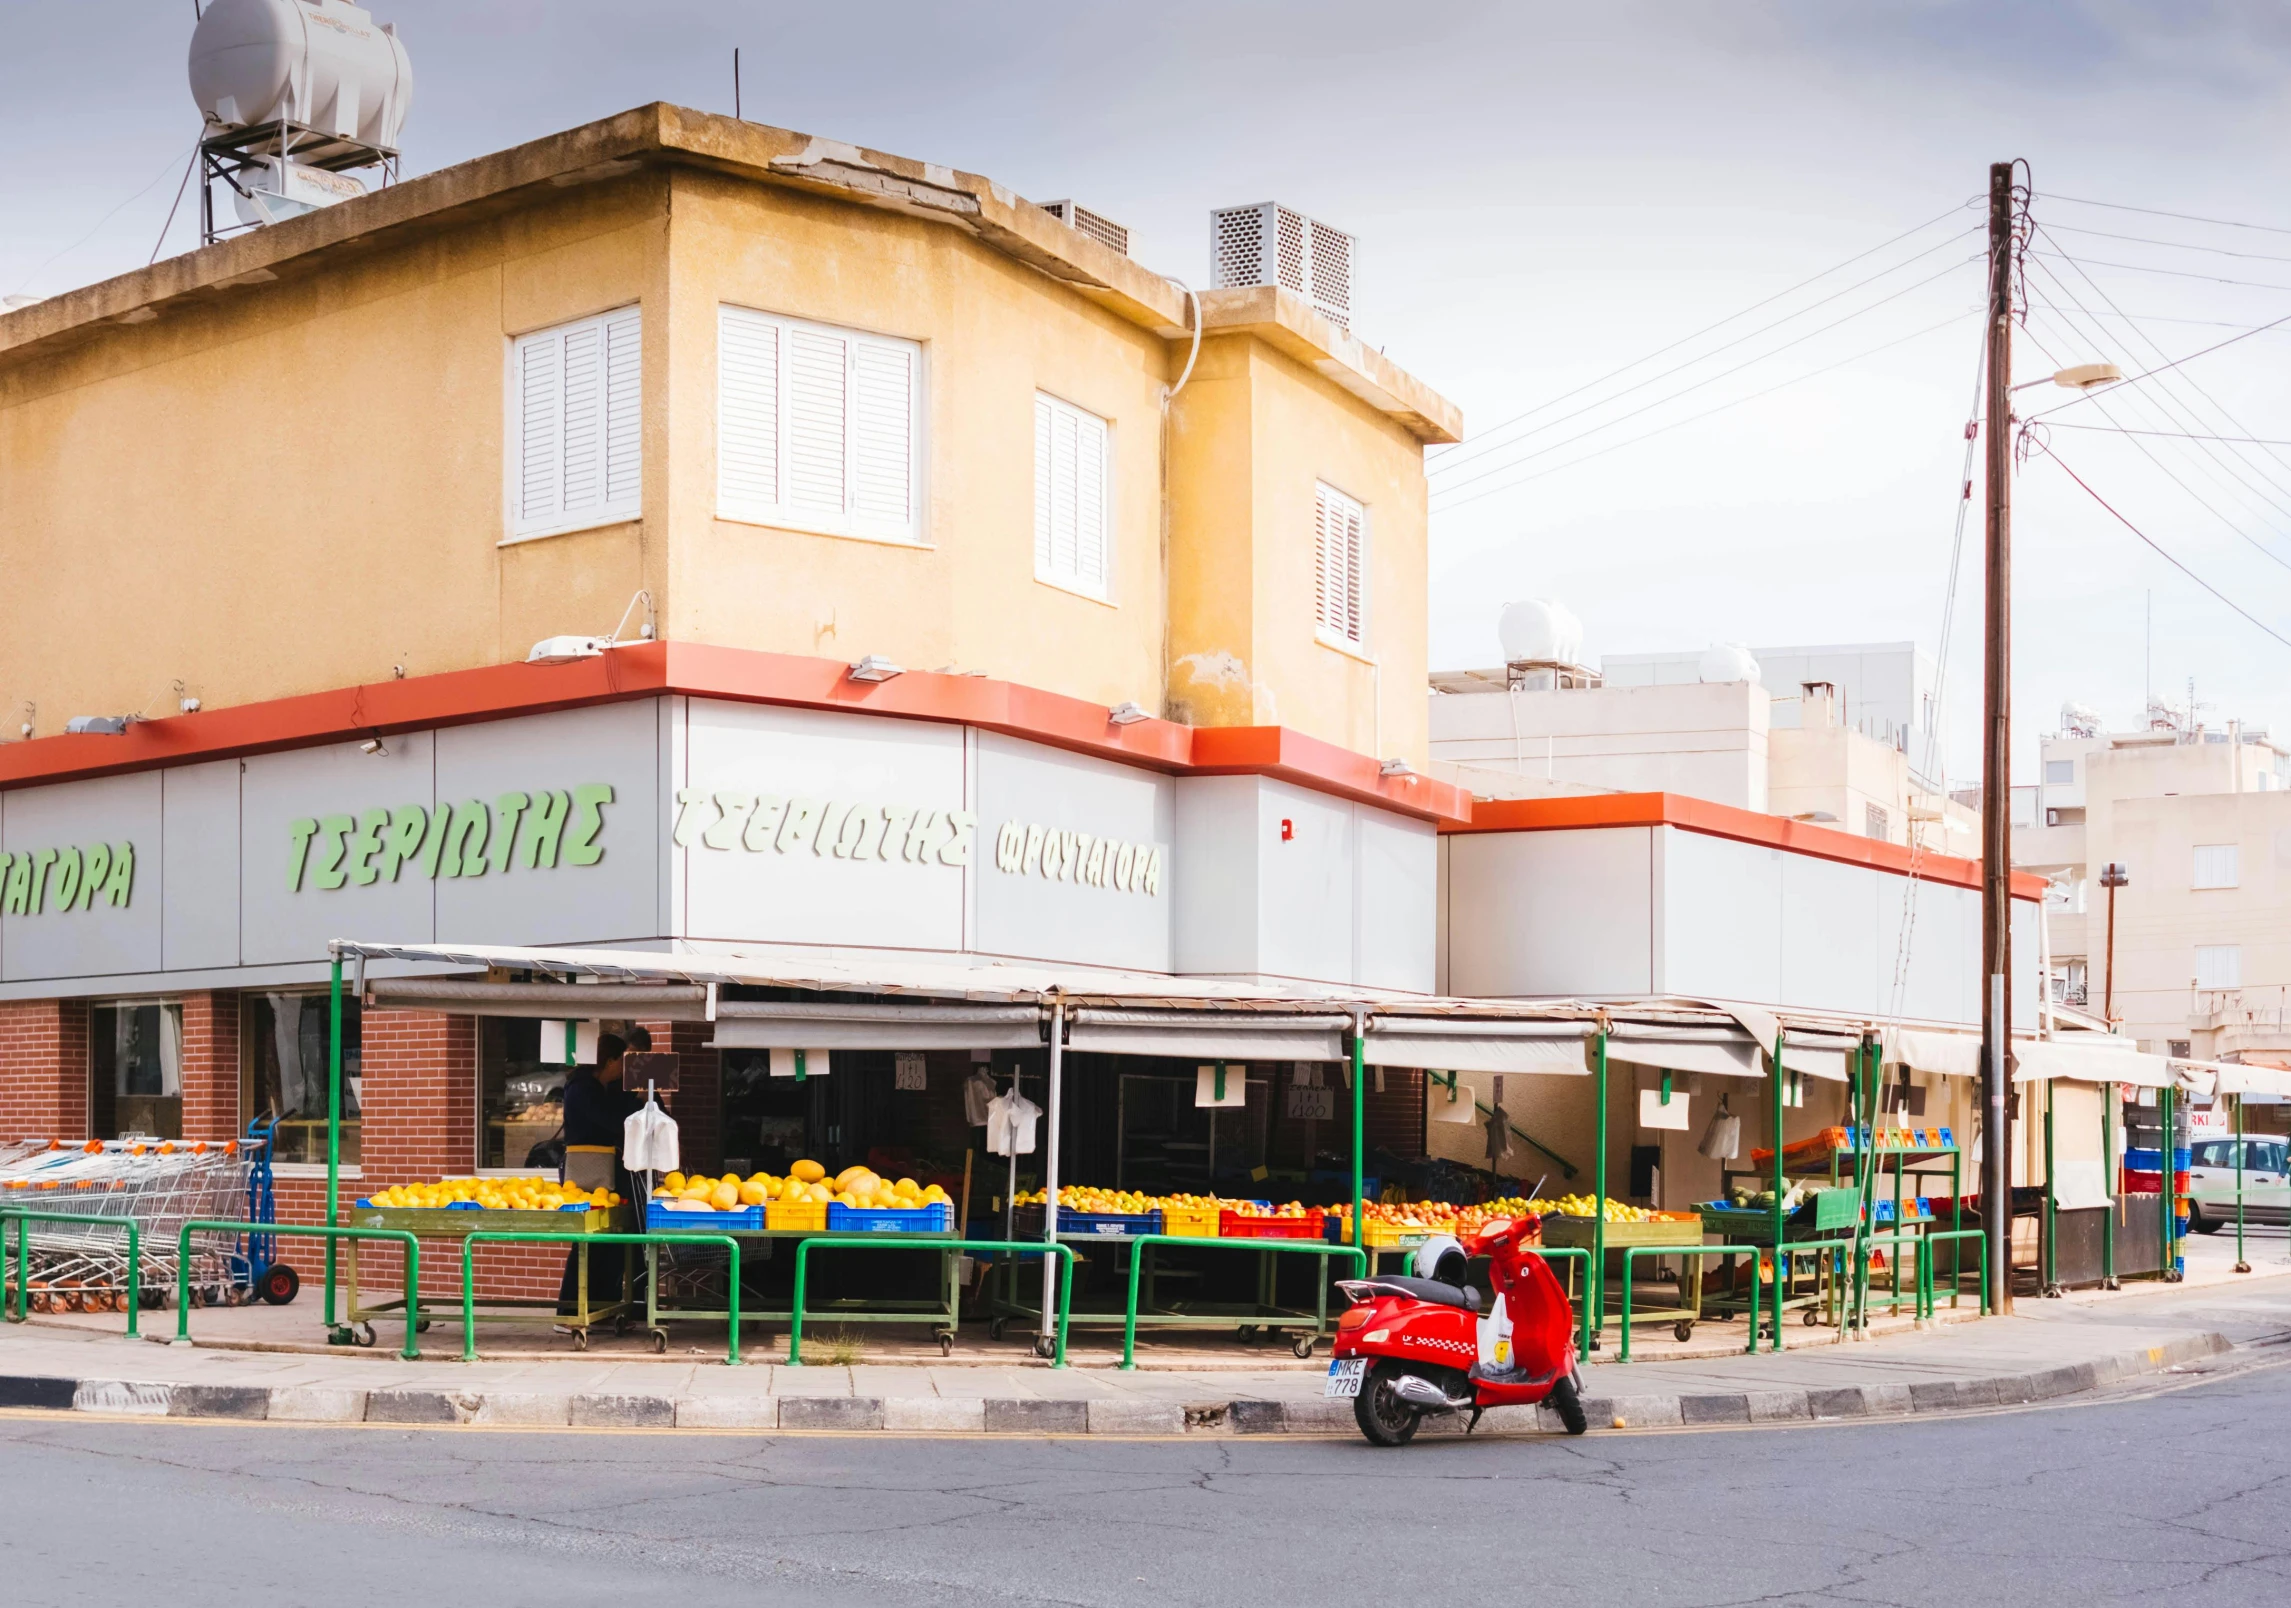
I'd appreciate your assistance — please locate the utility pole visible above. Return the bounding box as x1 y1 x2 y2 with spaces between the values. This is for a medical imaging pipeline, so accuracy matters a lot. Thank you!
1981 160 2017 1317
2101 862 2128 1026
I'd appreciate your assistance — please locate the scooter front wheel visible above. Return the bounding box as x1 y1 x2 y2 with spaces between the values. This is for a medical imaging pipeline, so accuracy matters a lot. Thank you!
1353 1361 1424 1447
1548 1370 1589 1436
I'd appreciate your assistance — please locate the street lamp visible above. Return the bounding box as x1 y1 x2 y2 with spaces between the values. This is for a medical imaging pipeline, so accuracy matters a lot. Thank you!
2100 861 2129 1026
2011 362 2123 393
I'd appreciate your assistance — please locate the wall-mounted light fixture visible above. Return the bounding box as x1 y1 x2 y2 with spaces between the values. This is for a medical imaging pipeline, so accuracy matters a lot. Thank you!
528 591 657 666
1107 700 1151 725
1379 758 1415 779
847 655 904 683
65 715 135 736
359 739 389 756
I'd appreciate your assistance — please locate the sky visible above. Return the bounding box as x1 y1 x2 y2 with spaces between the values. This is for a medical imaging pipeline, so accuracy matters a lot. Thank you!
6 1 2291 784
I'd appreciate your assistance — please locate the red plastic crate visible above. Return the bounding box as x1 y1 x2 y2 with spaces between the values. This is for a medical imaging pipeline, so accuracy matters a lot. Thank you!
1218 1208 1326 1239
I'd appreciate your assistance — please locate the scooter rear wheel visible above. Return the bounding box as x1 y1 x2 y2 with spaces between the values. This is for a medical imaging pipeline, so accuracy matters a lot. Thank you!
1353 1361 1424 1447
1548 1371 1589 1436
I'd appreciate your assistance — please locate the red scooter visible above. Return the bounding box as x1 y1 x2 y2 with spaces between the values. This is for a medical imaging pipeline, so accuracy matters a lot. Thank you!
1327 1214 1588 1446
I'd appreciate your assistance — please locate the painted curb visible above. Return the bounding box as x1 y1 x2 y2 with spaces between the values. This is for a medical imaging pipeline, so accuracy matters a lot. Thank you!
0 1331 2235 1436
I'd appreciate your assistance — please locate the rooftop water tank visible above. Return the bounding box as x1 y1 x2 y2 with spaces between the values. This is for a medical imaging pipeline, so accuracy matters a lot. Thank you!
190 0 412 153
1697 643 1761 685
1497 599 1583 667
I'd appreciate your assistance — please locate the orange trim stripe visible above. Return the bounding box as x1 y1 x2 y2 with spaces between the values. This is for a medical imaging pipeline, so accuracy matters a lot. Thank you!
1444 792 2046 900
0 642 1473 824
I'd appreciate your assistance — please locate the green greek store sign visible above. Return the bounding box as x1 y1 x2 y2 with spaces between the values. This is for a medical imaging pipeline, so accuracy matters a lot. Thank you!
0 842 135 915
286 785 613 893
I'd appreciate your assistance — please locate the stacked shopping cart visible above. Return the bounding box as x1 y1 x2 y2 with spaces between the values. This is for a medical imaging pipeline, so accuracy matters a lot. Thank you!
0 1133 276 1313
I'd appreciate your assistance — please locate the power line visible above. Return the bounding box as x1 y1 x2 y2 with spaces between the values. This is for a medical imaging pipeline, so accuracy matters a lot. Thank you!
1432 226 1980 479
1433 255 1981 502
2041 222 2291 266
2027 250 2291 293
2041 192 2291 239
2028 299 2291 333
2021 294 2291 423
2032 233 2291 495
2039 448 2291 651
7 146 189 297
2045 423 2291 447
1425 202 1978 470
1433 308 1973 514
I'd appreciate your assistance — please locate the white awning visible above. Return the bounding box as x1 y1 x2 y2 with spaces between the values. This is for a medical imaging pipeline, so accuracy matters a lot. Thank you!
1064 1008 1353 1061
711 1000 1043 1051
1882 1027 1984 1079
1364 1017 1590 1076
2014 1037 2172 1087
2212 1061 2291 1097
1780 1046 1851 1083
364 977 713 1020
1606 1024 1763 1080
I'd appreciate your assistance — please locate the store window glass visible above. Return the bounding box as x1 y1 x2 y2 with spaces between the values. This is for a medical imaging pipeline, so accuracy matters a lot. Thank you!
89 1003 183 1141
480 1017 566 1171
242 994 362 1165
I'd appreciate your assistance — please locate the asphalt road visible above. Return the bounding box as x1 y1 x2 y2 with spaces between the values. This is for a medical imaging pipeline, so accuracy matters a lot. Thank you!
3 1357 2286 1607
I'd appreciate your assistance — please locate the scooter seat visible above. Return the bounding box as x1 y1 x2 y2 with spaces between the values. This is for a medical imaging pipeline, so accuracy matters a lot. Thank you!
1360 1275 1481 1313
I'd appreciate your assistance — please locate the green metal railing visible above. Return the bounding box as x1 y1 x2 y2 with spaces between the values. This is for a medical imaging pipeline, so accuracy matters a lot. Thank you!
1525 1245 1595 1360
791 1237 1075 1366
176 1221 421 1358
1618 1246 1762 1360
1117 1236 1365 1368
2 1211 143 1337
461 1230 741 1364
1854 1229 1929 1322
1921 1228 1990 1315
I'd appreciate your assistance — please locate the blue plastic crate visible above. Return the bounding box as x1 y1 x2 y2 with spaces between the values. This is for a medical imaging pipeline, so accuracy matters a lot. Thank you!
826 1201 953 1234
2125 1146 2191 1172
646 1202 762 1232
1015 1204 1162 1238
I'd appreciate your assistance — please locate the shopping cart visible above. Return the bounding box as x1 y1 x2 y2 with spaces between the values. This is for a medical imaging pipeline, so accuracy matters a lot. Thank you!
0 1123 288 1313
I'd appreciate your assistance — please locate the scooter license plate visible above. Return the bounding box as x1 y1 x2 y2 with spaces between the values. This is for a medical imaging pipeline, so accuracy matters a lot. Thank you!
1325 1357 1366 1398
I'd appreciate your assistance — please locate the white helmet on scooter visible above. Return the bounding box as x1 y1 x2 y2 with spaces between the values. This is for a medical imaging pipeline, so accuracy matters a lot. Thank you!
1412 1234 1468 1287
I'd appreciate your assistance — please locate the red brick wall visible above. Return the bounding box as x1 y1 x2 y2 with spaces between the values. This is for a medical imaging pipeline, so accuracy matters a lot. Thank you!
0 998 88 1139
179 992 239 1144
651 1019 720 1176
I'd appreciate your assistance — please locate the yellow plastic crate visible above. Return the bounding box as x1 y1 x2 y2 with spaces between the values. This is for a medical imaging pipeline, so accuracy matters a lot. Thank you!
766 1200 827 1232
1161 1203 1220 1238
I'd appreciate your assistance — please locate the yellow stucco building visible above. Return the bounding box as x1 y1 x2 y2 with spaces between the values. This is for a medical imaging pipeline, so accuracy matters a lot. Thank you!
0 103 1458 764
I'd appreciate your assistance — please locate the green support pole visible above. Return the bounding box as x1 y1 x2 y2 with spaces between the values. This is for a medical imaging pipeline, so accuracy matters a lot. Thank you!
2235 1094 2249 1274
1770 1031 1785 1352
2101 1089 2116 1288
2043 1079 2056 1294
1592 1032 1609 1344
2157 1084 2175 1280
1350 1023 1366 1283
324 953 343 1331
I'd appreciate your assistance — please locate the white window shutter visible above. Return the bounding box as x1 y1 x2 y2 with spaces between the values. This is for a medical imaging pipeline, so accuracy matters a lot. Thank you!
714 306 925 543
1314 482 1366 646
602 307 642 512
1032 392 1110 597
786 326 850 516
509 305 641 539
718 306 781 516
516 334 562 528
852 338 914 527
1034 396 1056 574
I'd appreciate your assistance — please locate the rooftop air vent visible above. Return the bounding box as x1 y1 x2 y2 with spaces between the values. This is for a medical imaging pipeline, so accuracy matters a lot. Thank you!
1039 199 1130 257
1210 202 1354 330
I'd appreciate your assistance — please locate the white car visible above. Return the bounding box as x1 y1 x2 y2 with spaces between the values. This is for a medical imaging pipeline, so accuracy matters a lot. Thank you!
2186 1137 2288 1232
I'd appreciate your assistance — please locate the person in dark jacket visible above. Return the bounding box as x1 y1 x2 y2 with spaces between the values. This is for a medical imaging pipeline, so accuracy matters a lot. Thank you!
556 1033 644 1319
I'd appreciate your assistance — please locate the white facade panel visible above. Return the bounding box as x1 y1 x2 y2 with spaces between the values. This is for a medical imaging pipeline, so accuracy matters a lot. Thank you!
1 772 164 982
240 732 440 965
676 698 968 951
1443 827 1655 998
162 760 241 972
1656 828 1783 1005
1356 806 1436 992
433 701 663 947
972 732 1173 971
1256 778 1358 986
1172 776 1261 977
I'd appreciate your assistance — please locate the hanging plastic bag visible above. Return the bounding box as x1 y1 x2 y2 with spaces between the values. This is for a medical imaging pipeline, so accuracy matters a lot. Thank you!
1698 1093 1741 1161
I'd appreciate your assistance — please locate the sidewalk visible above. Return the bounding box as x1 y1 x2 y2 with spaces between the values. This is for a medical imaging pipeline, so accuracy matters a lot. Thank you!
5 1257 2284 1436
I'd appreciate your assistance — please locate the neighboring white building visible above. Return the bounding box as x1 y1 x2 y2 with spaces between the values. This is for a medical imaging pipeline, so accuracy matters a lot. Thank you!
2015 702 2291 1064
1427 613 1975 854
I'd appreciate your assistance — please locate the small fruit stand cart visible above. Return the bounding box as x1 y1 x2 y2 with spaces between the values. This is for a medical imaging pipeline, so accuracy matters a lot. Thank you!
345 1178 633 1349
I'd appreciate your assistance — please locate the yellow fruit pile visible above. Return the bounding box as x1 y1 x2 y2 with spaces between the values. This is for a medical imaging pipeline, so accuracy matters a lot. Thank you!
1013 1186 1157 1214
1535 1194 1685 1222
368 1178 620 1211
651 1160 949 1213
1226 1200 1315 1219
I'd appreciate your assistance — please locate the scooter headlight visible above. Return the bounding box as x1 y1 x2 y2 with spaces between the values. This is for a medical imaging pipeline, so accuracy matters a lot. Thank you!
1363 1329 1390 1344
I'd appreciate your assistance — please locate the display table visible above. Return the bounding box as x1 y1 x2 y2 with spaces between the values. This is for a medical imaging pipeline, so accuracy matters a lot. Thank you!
643 1226 960 1355
1541 1213 1708 1342
344 1203 633 1349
